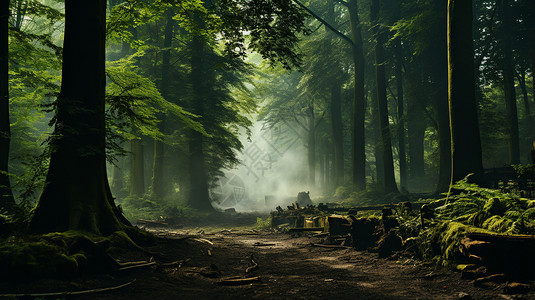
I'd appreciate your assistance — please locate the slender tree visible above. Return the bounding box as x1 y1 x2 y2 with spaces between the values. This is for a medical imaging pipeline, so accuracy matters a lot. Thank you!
151 8 174 199
499 0 520 164
0 0 15 211
447 0 483 183
371 0 398 193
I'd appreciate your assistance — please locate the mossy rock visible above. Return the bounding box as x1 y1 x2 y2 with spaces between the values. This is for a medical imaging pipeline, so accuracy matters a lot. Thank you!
0 241 78 280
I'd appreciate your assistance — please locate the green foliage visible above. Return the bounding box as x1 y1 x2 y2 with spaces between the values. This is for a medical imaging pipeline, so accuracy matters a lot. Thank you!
255 216 272 230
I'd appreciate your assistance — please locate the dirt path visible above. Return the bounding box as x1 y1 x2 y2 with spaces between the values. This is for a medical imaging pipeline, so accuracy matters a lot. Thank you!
68 229 532 300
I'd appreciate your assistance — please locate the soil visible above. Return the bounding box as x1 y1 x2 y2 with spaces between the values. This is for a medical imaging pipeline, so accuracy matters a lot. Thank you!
2 225 534 300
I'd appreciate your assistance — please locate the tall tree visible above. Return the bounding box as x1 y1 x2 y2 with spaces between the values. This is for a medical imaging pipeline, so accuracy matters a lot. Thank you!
447 0 483 183
30 0 129 233
371 0 398 193
0 0 15 211
498 0 520 164
151 8 174 199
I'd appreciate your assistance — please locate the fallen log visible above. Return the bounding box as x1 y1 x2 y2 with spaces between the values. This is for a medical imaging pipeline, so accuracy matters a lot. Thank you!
461 233 535 279
136 219 168 227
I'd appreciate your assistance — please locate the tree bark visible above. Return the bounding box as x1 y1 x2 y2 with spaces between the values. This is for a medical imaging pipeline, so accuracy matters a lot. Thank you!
447 0 483 182
406 72 426 181
30 0 129 234
130 139 145 197
348 0 366 190
307 105 316 186
0 0 15 211
187 25 213 212
371 84 383 185
394 38 407 191
500 0 520 164
151 9 174 199
330 83 344 187
371 0 398 193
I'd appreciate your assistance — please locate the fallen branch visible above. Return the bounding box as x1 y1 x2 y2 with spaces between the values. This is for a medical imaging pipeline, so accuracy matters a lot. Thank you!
217 276 261 286
0 280 135 298
288 227 324 232
245 255 259 273
311 243 349 249
118 261 157 271
192 238 214 246
137 219 168 227
253 242 276 247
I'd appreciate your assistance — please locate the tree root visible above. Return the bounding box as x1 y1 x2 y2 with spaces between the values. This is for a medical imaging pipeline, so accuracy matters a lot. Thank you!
0 279 135 297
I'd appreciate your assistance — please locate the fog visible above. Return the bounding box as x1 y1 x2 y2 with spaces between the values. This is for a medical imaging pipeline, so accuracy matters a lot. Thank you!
210 119 320 212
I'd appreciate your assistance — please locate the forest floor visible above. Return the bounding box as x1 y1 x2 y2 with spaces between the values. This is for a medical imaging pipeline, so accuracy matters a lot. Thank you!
2 220 534 300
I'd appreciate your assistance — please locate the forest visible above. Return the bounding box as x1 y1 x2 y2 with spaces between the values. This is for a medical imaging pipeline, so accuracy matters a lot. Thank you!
0 0 535 299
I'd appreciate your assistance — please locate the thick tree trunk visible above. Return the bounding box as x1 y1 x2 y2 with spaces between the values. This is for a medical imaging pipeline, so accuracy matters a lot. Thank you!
0 0 15 211
348 0 366 190
307 105 316 186
371 0 398 193
500 0 520 164
447 0 483 182
394 39 407 191
151 9 174 199
30 0 129 234
187 29 213 212
331 83 344 187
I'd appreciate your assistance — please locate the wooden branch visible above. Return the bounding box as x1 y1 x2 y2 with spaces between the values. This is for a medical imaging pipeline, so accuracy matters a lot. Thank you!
217 276 261 286
293 0 354 46
311 243 350 249
289 227 325 232
118 261 157 271
245 256 259 273
0 280 135 298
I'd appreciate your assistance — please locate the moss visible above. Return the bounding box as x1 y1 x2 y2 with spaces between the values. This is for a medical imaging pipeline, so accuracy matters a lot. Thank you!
0 240 77 280
482 215 514 233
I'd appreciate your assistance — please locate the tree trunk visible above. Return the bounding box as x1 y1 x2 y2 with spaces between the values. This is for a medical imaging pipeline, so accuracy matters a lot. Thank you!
436 78 451 193
130 139 145 196
406 73 426 181
371 0 398 193
348 0 366 190
371 85 383 185
30 0 129 234
0 0 15 211
517 70 534 146
187 26 213 212
447 0 483 182
394 38 407 191
331 83 344 187
500 0 520 164
151 9 174 199
307 105 316 186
